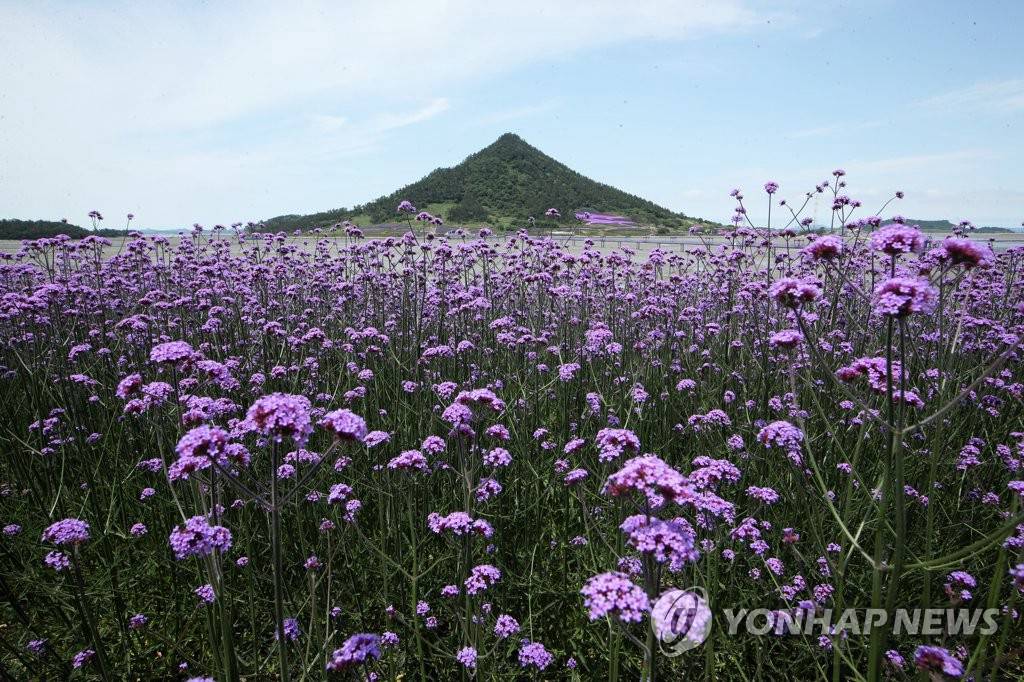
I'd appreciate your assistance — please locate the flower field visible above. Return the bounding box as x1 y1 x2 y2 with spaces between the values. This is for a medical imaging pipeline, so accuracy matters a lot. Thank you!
1 177 1023 681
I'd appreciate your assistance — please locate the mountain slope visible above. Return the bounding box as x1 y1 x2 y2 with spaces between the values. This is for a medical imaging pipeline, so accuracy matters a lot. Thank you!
263 133 704 231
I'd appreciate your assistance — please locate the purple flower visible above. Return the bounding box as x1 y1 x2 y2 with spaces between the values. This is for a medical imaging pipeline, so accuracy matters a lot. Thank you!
769 329 802 349
72 649 95 669
603 455 694 509
494 614 520 638
243 393 312 445
397 200 416 214
1008 563 1023 592
913 645 963 677
41 518 90 546
327 633 382 671
464 564 501 594
620 515 699 570
169 516 232 560
276 617 300 642
757 421 804 466
873 277 937 317
319 408 368 442
149 340 196 364
869 224 924 256
769 278 821 307
746 486 781 504
421 435 446 454
195 584 216 604
936 237 993 268
388 450 428 472
44 550 70 572
801 235 843 260
115 373 143 398
564 468 589 486
518 640 553 670
594 428 641 462
456 646 477 670
580 571 650 622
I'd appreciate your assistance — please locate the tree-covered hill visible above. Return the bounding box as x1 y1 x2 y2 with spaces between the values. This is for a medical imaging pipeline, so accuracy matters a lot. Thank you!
262 133 710 232
0 219 123 240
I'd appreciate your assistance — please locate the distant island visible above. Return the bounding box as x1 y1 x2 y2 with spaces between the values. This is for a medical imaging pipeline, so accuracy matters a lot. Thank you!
260 133 716 234
900 218 1011 233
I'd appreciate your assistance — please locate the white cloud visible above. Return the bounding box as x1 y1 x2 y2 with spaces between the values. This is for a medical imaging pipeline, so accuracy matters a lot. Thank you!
919 79 1024 114
372 98 451 132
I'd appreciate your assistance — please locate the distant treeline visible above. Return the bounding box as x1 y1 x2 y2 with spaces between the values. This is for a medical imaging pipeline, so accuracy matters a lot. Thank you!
0 219 124 240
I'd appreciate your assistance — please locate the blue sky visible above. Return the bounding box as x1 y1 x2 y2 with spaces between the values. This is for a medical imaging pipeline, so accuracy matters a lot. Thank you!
1 0 1022 228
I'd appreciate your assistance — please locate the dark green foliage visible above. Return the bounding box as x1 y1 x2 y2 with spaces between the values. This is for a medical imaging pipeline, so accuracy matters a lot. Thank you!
261 133 709 231
0 219 122 240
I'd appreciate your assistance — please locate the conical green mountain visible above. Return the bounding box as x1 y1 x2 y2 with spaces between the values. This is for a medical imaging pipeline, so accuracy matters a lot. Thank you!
263 133 704 231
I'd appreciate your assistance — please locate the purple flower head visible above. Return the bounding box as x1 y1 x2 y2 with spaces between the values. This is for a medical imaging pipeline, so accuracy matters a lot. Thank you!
319 408 368 442
913 645 963 677
464 564 501 594
594 428 641 462
397 200 416 214
869 224 924 256
1010 563 1024 592
456 646 477 670
801 235 843 261
936 237 993 268
243 393 312 445
873 277 937 318
620 515 699 570
764 181 779 194
276 617 300 642
42 518 90 546
149 341 196 365
115 373 143 398
44 551 71 571
326 633 382 671
518 640 553 670
757 421 804 466
769 329 802 349
72 649 95 669
195 584 216 604
494 614 520 638
388 449 428 472
603 455 694 509
580 571 650 622
769 278 821 307
169 515 232 560
176 424 230 460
